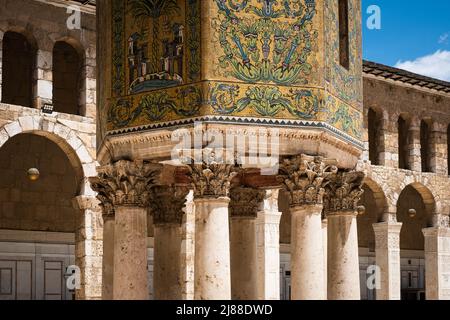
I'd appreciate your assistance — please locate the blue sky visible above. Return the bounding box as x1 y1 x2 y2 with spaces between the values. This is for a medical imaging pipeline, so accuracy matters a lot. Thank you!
362 0 450 81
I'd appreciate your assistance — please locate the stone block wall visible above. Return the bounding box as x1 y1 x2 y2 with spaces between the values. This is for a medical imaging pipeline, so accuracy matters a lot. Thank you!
363 76 450 176
0 0 96 117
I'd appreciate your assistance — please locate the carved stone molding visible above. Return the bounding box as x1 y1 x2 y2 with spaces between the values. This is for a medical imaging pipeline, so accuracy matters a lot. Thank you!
279 154 338 207
89 160 163 209
230 187 265 218
150 185 189 225
185 150 239 198
433 213 450 228
323 171 365 215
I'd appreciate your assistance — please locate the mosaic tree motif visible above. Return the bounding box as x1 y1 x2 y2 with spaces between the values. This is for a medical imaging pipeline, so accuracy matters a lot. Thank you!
213 0 318 85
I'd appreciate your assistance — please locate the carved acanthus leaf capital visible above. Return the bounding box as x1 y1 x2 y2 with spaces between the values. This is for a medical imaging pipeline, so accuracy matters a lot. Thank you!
230 187 265 218
150 185 189 225
89 160 163 209
279 155 338 207
323 171 365 215
186 150 239 198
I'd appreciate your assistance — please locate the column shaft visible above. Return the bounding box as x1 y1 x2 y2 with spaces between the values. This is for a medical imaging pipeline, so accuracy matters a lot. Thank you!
194 198 231 300
113 206 148 300
230 217 257 300
290 204 325 300
373 222 402 300
327 212 361 300
256 209 281 300
102 217 115 300
322 218 328 297
423 227 450 300
154 224 182 300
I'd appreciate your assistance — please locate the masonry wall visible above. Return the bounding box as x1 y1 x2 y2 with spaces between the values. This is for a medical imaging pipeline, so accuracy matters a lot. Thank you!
358 75 450 251
0 0 96 117
0 134 78 232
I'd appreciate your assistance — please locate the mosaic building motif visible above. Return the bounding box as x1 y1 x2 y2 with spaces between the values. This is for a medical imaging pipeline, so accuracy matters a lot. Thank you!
108 0 363 143
126 0 185 93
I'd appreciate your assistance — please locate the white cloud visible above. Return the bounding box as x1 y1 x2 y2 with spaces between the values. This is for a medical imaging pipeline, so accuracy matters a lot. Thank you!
395 50 450 82
439 32 449 45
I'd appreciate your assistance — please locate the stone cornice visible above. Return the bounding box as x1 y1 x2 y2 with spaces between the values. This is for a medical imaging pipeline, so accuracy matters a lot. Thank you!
97 124 362 166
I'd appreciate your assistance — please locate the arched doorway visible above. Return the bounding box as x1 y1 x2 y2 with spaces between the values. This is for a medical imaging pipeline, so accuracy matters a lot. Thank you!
0 133 82 300
1 31 35 108
52 41 82 115
357 179 387 300
397 183 434 300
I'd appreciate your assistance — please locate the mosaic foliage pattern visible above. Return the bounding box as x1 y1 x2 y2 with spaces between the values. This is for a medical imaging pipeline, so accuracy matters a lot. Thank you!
211 0 318 85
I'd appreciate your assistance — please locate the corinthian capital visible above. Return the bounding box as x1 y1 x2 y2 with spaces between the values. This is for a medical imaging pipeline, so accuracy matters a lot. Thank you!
89 160 163 208
323 171 365 215
279 155 338 207
150 185 189 225
230 187 265 218
186 150 239 198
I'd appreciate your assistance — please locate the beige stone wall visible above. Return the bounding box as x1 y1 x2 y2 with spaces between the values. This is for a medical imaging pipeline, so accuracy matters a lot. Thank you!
0 134 78 232
363 76 450 175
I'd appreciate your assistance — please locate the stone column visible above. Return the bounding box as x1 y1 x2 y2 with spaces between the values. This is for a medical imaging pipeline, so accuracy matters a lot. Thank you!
322 218 328 297
255 189 282 300
324 171 365 300
89 185 115 300
379 111 397 168
35 50 53 109
408 119 421 172
102 211 115 300
429 123 448 175
423 217 450 300
90 160 162 300
187 157 238 300
150 186 189 300
229 187 265 300
372 219 402 300
72 195 103 300
279 155 337 300
181 190 195 300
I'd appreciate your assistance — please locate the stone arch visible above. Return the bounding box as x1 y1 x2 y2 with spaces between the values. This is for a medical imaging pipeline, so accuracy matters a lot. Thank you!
1 29 38 108
394 181 437 217
367 107 382 165
362 177 388 216
357 177 388 250
396 182 436 252
53 36 86 61
0 116 95 195
397 113 411 170
52 36 90 117
52 40 83 115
